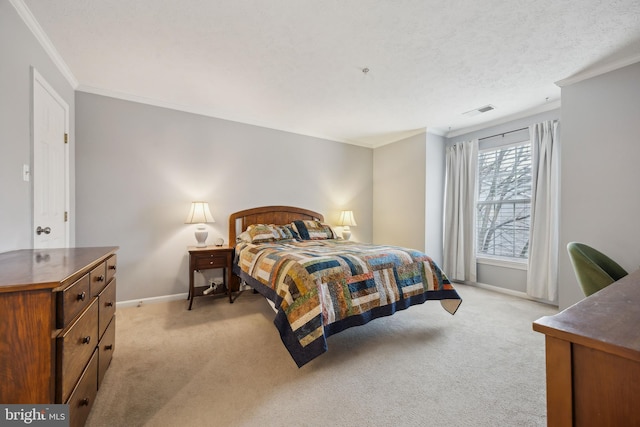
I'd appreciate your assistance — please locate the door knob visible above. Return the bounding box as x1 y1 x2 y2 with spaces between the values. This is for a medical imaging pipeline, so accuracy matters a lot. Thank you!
36 226 51 235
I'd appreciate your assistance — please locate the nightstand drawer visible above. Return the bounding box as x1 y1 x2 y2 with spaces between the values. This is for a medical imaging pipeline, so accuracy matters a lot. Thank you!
194 254 229 269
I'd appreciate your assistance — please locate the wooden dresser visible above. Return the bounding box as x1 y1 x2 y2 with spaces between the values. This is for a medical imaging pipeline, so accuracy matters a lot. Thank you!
533 268 640 426
0 247 118 427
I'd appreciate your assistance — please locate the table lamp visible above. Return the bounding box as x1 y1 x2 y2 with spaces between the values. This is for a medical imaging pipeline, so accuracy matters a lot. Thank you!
185 201 215 247
338 210 357 240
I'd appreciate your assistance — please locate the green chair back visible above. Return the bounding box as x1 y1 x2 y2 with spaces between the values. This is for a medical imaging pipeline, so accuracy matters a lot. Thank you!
567 242 628 297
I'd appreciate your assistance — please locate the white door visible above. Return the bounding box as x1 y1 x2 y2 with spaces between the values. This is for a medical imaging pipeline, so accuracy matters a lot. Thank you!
33 69 69 248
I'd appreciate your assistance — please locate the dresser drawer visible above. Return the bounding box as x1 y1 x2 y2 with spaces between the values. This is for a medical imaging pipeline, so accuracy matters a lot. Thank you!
98 278 116 338
194 253 229 270
98 316 116 388
106 254 117 284
58 273 91 329
66 350 98 427
90 261 107 297
57 298 98 403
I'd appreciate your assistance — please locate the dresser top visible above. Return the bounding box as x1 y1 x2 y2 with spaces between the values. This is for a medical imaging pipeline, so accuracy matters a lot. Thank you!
533 268 640 361
0 247 118 293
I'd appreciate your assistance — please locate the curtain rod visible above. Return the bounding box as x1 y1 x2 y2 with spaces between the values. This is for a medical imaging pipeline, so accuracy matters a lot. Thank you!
478 120 558 141
478 126 528 141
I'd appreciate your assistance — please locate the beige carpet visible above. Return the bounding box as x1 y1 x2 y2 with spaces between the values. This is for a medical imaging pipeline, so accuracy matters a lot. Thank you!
86 284 557 427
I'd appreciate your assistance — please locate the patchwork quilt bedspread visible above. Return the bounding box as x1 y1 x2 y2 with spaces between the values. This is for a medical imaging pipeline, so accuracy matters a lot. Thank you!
234 239 462 367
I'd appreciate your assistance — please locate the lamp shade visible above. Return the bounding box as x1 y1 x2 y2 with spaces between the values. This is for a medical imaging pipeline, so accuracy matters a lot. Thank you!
338 210 357 227
185 201 215 224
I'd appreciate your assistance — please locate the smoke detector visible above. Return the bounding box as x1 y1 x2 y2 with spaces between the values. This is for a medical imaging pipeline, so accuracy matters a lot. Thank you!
462 104 496 117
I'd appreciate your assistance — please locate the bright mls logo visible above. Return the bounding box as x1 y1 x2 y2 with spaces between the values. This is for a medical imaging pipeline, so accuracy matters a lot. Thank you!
0 405 68 426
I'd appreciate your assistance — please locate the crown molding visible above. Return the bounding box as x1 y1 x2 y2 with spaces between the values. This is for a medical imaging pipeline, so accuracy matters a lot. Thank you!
10 0 78 89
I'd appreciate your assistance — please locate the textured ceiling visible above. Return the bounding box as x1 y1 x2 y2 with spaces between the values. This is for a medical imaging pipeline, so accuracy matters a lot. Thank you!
18 0 640 146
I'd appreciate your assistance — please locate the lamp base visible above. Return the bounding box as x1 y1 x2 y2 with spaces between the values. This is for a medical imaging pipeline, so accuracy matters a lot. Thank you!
342 227 352 240
194 227 208 247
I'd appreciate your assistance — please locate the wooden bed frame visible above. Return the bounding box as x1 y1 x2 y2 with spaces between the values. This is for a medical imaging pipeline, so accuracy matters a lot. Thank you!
228 205 324 246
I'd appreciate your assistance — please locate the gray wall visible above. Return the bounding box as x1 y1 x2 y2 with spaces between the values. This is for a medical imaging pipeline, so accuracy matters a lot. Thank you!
0 1 76 252
75 92 373 302
559 61 640 309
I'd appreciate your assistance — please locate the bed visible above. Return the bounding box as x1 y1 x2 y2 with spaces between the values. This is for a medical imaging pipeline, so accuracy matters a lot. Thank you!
229 206 462 367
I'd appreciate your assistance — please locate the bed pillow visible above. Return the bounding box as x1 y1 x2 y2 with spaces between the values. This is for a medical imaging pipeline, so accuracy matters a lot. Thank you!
272 224 297 240
237 230 252 243
285 224 300 240
291 220 337 240
244 224 296 243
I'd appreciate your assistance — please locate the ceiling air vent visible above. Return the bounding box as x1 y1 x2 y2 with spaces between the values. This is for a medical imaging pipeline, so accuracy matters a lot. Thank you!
462 104 496 117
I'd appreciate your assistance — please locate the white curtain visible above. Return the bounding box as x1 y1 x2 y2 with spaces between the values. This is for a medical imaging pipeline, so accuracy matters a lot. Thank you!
527 121 559 300
443 140 478 282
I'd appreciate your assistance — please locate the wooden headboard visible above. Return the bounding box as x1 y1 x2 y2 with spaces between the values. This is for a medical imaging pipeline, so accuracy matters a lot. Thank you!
228 206 324 244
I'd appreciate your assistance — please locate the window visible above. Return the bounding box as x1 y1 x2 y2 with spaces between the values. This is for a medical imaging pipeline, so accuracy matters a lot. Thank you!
476 142 531 260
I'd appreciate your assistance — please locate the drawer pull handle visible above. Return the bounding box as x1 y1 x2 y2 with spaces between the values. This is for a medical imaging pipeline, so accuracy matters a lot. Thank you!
96 275 105 282
109 265 117 271
82 336 91 345
80 397 90 407
105 344 113 350
77 291 86 301
105 301 114 307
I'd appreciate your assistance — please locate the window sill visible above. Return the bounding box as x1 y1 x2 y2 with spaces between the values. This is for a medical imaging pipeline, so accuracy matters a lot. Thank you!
477 256 528 271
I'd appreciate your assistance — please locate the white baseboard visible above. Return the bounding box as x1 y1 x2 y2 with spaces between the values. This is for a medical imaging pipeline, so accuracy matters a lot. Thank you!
463 281 557 306
115 282 256 309
117 293 188 309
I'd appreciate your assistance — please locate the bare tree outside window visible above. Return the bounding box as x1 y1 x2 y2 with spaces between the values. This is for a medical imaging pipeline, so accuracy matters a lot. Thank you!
476 143 531 259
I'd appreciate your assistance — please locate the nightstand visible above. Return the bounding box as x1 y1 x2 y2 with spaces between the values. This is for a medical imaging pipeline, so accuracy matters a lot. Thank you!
188 246 234 310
